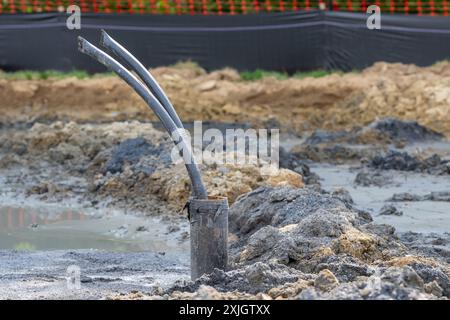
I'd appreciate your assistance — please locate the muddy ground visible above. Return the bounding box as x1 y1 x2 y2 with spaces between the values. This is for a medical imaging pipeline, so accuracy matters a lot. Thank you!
0 63 449 300
2 61 450 136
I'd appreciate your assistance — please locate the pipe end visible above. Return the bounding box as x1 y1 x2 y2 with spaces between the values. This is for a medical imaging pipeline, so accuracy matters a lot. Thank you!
77 36 87 53
100 29 110 47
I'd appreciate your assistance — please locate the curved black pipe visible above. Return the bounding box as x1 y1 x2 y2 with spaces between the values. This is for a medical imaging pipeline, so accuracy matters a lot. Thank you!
100 30 184 130
78 36 208 200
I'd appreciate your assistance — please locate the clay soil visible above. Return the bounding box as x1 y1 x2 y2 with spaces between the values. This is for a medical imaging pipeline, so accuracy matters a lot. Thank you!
1 62 450 300
1 61 450 136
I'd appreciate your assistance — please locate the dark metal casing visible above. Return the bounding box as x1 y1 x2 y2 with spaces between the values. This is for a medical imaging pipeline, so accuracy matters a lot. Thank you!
189 196 229 280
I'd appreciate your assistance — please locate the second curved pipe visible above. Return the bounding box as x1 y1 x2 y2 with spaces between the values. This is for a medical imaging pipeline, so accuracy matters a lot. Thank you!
100 30 184 130
78 36 208 199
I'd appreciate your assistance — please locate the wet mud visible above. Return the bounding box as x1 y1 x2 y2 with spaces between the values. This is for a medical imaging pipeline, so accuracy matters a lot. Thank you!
0 63 449 299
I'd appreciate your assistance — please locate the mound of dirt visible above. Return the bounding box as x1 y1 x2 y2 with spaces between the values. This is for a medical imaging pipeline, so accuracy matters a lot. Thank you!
135 265 441 300
2 61 450 300
325 62 450 137
390 191 450 202
104 137 169 174
0 62 359 132
303 130 351 145
283 118 448 166
366 118 444 142
287 144 382 164
354 170 394 187
227 187 449 296
0 121 303 211
0 121 165 163
95 146 304 211
379 204 403 216
279 148 321 186
169 262 312 296
370 151 450 174
2 61 450 137
303 118 444 147
296 266 439 300
399 232 450 264
150 186 450 300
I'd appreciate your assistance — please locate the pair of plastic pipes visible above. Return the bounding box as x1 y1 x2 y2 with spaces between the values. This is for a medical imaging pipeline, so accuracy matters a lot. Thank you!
78 32 228 280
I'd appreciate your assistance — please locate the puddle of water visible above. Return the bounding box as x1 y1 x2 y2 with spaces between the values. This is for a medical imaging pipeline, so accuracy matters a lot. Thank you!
0 206 189 256
313 164 450 234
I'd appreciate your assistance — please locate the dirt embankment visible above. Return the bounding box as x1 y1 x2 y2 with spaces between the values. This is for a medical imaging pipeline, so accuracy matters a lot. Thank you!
121 186 450 300
0 118 449 300
2 61 450 136
1 62 450 300
0 121 303 212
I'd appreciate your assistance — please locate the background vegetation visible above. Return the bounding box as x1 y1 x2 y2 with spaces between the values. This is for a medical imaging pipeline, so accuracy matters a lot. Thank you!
0 1 447 15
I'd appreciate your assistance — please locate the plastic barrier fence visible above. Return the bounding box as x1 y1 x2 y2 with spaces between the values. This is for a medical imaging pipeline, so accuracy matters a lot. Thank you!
0 1 448 15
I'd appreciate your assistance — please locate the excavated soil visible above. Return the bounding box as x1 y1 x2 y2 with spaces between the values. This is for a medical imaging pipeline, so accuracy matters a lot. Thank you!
0 121 302 213
2 61 450 136
1 62 450 300
162 187 450 300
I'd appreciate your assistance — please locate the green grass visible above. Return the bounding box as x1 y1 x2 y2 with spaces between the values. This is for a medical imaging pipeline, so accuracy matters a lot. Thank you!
0 70 114 80
4 1 450 15
14 242 36 251
294 70 340 79
240 69 290 81
0 68 358 82
240 69 346 81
